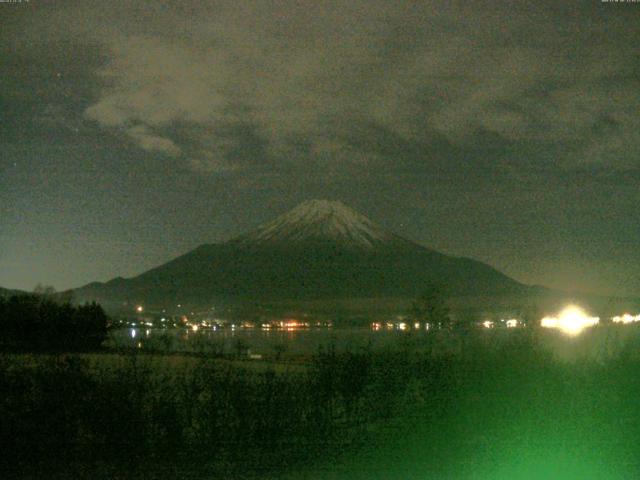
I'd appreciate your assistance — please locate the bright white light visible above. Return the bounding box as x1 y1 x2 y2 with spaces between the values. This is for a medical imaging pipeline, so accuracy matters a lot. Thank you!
482 320 494 329
130 329 136 339
136 305 143 313
191 324 199 332
612 313 640 324
398 322 407 331
505 319 518 328
540 305 599 336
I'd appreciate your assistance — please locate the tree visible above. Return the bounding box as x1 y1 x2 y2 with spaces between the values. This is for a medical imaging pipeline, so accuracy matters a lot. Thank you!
0 294 108 351
410 282 451 329
33 284 56 296
72 302 109 349
33 284 74 304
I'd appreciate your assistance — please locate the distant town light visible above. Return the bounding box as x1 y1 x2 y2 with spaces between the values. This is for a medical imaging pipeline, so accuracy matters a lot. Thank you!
505 319 518 328
136 305 143 313
612 313 640 324
482 320 494 329
541 305 599 336
191 324 199 332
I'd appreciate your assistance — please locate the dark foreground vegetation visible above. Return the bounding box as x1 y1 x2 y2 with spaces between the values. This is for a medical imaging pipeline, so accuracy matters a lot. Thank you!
0 295 108 351
2 328 640 479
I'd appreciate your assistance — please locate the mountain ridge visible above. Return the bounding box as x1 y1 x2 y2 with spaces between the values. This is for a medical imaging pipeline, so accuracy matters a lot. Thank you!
72 199 527 308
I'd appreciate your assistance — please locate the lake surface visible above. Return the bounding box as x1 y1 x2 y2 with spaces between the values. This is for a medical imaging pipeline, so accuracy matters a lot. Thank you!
107 326 405 357
106 323 640 362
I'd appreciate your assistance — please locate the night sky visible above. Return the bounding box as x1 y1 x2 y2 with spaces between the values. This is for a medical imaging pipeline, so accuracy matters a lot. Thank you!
1 1 639 296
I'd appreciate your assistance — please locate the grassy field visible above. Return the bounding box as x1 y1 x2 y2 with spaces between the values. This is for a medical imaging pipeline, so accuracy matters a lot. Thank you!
2 326 640 479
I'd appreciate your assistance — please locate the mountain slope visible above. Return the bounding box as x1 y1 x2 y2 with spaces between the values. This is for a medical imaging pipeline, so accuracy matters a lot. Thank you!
0 286 28 298
234 199 401 250
73 200 526 307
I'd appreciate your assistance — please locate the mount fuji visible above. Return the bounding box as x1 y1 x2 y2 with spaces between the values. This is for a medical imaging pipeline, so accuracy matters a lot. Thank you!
235 200 412 250
73 200 527 309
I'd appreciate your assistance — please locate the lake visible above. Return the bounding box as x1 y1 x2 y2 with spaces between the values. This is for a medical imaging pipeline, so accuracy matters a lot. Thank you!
106 323 640 362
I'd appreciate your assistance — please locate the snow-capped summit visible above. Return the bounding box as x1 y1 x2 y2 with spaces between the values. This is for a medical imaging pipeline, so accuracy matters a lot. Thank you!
236 199 395 249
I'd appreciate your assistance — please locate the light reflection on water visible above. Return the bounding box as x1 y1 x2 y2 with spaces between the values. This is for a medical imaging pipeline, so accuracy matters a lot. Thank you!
107 324 640 362
109 326 387 356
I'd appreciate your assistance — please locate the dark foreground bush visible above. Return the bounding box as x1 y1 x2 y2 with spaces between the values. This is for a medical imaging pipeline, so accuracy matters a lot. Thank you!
0 295 107 351
2 330 640 479
0 353 346 478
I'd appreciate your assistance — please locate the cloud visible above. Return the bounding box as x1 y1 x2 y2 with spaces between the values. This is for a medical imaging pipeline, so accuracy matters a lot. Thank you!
16 0 638 179
188 154 238 174
126 125 181 156
83 34 229 157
